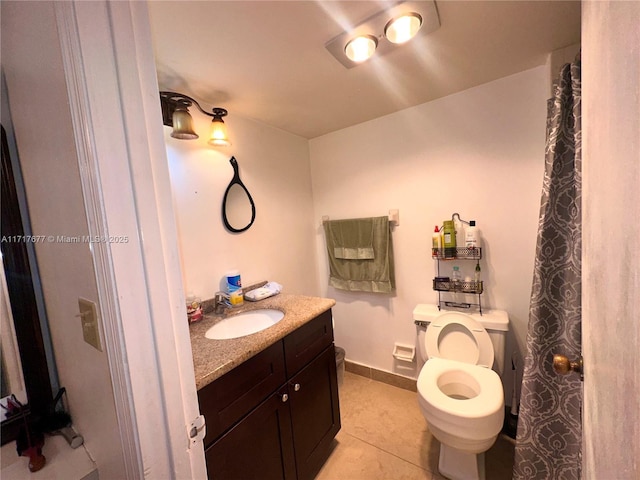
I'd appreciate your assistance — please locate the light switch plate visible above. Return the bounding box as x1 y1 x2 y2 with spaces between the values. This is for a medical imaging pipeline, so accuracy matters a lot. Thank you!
78 298 102 352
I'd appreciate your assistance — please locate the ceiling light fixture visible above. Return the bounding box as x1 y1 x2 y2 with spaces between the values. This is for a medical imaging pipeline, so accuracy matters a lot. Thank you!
159 91 231 146
325 0 440 69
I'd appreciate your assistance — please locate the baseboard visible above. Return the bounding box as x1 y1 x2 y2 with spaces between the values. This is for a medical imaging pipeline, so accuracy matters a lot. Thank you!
345 360 417 392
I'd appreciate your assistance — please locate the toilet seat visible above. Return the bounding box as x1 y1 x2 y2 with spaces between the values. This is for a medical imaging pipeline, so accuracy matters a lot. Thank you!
425 312 494 368
417 357 504 421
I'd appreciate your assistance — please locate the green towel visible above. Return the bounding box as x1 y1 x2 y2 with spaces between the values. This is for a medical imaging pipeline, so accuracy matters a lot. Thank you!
329 217 375 259
323 216 395 293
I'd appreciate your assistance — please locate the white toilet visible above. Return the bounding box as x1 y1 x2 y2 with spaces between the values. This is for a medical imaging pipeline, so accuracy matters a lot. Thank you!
413 304 509 480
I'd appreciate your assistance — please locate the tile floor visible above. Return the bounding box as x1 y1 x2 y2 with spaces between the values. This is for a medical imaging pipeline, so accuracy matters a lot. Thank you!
316 371 515 480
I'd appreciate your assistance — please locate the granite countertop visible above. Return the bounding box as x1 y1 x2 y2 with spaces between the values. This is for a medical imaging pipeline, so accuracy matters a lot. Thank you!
189 293 336 390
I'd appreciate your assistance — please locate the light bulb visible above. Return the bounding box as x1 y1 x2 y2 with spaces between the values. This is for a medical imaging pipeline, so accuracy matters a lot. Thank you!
385 13 422 44
344 35 377 63
208 118 230 146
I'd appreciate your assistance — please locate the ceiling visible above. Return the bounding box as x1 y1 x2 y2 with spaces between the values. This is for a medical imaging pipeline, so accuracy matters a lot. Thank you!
148 1 580 139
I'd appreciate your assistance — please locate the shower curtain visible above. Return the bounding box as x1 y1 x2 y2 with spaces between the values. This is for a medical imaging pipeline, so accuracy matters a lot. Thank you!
513 57 582 479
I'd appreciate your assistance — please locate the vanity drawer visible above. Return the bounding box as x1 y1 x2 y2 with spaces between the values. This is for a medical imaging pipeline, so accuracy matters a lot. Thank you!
283 309 333 377
198 341 286 446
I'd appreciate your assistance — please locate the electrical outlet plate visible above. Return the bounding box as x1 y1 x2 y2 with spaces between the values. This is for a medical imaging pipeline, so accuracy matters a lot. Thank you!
78 297 103 352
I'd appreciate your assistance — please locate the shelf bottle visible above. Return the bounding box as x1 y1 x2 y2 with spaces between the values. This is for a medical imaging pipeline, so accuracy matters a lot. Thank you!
465 220 481 252
432 225 442 255
442 220 457 258
452 266 462 289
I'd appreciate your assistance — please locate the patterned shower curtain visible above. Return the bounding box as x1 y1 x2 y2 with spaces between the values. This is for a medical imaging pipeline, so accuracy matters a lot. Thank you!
513 57 582 479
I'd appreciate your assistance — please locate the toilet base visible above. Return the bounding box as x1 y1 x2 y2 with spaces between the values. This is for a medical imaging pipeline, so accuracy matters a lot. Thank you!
438 444 485 480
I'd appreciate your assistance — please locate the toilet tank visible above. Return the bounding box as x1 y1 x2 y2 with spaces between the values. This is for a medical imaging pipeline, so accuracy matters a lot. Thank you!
413 304 509 377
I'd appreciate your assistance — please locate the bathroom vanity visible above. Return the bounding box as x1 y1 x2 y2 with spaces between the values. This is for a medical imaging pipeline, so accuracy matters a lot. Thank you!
190 295 340 480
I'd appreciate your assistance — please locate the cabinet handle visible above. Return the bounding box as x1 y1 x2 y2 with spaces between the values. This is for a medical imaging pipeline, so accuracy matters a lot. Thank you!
293 383 301 392
280 393 289 403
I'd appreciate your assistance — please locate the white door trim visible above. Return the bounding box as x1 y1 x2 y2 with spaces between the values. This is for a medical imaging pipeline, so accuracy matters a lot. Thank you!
54 1 206 478
54 3 143 477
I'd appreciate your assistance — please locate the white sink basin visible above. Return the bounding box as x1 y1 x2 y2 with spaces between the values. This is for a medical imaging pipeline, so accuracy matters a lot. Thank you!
205 309 285 340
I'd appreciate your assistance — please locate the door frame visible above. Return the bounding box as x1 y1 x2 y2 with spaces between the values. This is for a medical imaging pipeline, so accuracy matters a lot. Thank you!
54 2 206 477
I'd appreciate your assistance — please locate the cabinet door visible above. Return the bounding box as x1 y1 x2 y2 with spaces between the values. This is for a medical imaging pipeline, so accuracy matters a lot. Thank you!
198 341 286 446
288 345 341 480
205 386 296 480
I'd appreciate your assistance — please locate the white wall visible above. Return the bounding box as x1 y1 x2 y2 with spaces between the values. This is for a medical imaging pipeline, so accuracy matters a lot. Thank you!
166 111 319 300
1 2 125 477
309 66 549 403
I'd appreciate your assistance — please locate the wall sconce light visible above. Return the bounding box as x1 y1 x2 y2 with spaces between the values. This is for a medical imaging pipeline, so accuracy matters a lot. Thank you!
325 0 440 69
159 91 231 146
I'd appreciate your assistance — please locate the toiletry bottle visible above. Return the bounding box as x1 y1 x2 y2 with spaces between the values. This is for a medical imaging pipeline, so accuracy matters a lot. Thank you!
432 225 442 256
451 266 462 290
465 220 480 252
226 270 244 306
442 220 457 258
474 263 482 289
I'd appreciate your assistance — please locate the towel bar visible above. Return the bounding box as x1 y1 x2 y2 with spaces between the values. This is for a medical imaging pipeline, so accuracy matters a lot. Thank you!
322 209 399 227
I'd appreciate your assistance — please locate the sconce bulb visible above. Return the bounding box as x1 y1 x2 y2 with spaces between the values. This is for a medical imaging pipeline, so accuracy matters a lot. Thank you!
171 107 199 140
208 117 231 147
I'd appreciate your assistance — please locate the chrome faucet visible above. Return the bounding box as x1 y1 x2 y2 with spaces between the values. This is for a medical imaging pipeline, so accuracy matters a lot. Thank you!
214 292 230 314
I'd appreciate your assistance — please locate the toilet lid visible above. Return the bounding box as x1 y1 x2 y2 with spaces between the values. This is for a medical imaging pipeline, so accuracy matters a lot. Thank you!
425 312 494 368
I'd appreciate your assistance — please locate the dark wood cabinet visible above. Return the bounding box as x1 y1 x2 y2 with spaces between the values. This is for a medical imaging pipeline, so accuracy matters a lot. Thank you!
204 386 297 480
288 345 340 480
199 309 341 480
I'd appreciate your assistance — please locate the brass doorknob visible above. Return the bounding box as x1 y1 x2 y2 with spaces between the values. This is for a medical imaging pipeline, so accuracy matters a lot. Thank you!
553 354 583 380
